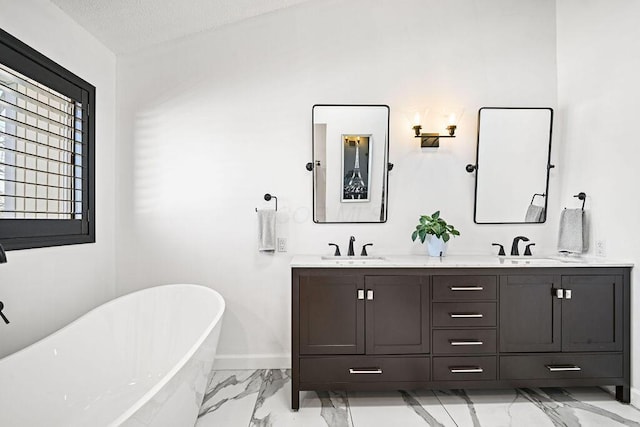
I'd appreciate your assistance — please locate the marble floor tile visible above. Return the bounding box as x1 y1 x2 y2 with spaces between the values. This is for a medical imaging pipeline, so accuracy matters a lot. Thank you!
433 387 640 427
195 372 640 427
522 387 640 427
434 388 555 427
249 369 353 427
196 369 264 427
348 390 456 427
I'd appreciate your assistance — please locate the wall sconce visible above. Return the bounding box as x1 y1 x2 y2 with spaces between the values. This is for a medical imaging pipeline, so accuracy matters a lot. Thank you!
411 108 463 147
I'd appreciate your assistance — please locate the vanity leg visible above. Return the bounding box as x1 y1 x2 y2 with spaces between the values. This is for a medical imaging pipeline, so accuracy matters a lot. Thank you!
616 386 630 404
292 386 299 411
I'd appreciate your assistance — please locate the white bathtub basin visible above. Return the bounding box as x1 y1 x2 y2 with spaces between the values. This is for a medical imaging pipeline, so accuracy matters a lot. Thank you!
0 284 225 427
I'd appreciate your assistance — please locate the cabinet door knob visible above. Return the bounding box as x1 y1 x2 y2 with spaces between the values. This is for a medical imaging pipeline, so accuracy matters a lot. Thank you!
357 289 365 300
367 290 374 300
555 288 564 299
565 289 572 299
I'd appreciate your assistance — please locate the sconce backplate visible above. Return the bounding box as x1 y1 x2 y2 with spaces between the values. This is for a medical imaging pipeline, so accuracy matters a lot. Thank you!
420 133 440 148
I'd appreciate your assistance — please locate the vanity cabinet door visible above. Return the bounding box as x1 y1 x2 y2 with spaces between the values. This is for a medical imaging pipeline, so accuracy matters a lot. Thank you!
561 275 623 352
500 275 561 353
299 274 365 355
364 276 429 355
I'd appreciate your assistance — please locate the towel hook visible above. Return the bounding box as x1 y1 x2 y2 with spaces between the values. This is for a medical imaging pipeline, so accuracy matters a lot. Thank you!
255 193 277 212
573 192 586 211
530 193 546 205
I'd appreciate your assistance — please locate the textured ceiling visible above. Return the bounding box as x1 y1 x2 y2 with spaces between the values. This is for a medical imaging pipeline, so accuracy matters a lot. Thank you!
49 0 313 54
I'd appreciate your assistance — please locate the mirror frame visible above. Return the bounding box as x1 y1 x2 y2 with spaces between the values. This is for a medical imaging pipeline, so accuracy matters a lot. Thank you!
471 107 554 225
311 104 390 224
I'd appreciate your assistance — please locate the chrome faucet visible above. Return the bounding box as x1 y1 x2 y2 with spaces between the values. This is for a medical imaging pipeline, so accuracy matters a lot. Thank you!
347 236 356 256
510 236 530 256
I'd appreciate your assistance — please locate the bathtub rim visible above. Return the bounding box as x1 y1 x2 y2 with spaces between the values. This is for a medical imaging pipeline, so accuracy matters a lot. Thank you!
0 283 226 426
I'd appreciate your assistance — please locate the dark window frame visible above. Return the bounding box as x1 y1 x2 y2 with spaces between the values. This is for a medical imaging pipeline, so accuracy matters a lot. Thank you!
0 28 95 250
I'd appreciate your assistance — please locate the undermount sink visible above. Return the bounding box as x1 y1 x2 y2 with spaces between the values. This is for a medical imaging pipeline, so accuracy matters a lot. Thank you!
497 256 566 265
320 256 387 265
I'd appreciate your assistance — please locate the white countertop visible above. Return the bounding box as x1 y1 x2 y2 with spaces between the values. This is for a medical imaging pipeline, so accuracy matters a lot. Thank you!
290 255 634 268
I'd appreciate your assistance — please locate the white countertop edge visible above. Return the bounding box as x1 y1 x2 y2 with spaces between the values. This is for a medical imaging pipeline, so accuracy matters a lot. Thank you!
290 254 634 269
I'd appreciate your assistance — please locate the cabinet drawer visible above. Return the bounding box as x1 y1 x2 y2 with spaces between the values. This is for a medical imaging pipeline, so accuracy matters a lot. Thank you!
433 276 497 300
300 356 430 383
433 356 497 381
433 302 497 327
500 354 623 380
433 329 497 354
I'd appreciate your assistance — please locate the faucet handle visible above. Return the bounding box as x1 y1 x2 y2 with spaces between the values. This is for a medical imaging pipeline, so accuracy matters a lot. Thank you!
328 243 341 256
491 243 505 256
361 243 373 256
524 243 536 256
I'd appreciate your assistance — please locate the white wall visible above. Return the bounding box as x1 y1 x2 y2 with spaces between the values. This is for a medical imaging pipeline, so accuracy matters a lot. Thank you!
0 0 116 358
116 0 558 368
556 0 640 403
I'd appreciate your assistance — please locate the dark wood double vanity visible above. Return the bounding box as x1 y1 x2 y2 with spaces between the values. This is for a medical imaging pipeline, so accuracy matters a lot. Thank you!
290 256 631 410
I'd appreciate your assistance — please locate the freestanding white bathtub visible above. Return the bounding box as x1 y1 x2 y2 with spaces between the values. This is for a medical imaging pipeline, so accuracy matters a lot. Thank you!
0 284 225 426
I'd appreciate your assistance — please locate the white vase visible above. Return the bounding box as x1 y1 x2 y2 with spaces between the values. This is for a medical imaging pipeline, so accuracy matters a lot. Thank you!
426 235 447 257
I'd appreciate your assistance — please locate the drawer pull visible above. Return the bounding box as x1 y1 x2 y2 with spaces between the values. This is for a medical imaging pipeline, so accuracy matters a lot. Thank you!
349 368 383 375
449 366 484 373
546 365 581 372
449 340 484 346
450 313 484 318
449 286 484 291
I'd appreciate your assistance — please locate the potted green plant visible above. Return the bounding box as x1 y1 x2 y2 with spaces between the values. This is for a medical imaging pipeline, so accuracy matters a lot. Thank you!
411 211 460 256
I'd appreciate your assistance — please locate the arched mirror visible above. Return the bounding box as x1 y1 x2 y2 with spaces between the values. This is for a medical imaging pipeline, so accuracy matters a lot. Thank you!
469 107 554 224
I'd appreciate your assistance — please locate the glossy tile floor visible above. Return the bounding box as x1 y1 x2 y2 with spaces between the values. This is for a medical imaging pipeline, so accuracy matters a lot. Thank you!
196 369 640 427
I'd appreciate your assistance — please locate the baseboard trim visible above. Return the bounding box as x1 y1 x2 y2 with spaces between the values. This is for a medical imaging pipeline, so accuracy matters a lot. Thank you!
213 354 291 370
631 387 640 408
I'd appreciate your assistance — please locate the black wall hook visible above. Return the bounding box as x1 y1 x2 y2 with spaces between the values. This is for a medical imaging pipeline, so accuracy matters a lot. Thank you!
0 301 9 324
573 192 587 210
530 193 546 204
256 193 277 211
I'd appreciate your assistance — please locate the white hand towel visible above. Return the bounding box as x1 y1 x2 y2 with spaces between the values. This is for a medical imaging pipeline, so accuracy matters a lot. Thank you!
525 204 545 222
557 209 588 254
257 209 276 252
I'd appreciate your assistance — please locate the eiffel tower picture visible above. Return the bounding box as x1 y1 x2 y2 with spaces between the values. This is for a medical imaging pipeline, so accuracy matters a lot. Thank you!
343 135 370 201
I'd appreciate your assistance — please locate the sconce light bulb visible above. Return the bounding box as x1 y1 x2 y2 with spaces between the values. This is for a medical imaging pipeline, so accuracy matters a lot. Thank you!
413 112 421 126
448 113 457 125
